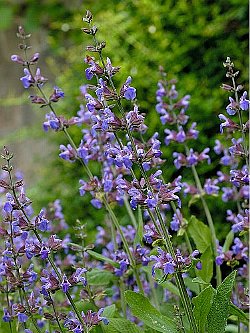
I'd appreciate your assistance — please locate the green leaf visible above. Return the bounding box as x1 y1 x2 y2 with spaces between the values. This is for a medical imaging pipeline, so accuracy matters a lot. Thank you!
102 304 117 318
188 216 212 253
222 231 234 252
193 285 216 333
192 277 209 286
228 302 249 327
188 194 201 207
134 206 144 246
184 276 200 294
87 250 119 268
197 246 213 283
158 280 180 297
86 269 114 286
125 291 177 333
207 270 237 333
103 318 143 333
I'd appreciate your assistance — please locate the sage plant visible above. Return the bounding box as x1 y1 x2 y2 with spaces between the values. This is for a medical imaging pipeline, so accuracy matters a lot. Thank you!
1 9 248 333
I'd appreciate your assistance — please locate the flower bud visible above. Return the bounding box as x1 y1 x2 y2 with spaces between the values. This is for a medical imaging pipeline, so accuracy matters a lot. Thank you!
29 52 40 64
83 10 93 23
81 28 92 34
10 54 25 65
221 83 233 91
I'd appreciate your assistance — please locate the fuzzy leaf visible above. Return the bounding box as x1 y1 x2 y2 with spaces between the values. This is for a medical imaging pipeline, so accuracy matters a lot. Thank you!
193 285 215 333
86 269 114 285
188 216 211 253
103 318 143 333
158 280 180 297
134 206 144 246
192 277 209 286
102 304 117 318
228 302 249 327
207 270 237 333
125 291 177 333
197 246 213 283
87 250 119 268
222 231 234 252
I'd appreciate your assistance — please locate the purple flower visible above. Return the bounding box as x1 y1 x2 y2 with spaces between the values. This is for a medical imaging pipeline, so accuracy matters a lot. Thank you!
151 248 176 276
37 210 49 232
221 187 235 202
124 87 136 100
20 68 34 88
43 112 60 132
226 96 237 115
204 178 219 195
239 91 249 111
11 54 25 64
81 308 109 328
84 56 104 80
17 312 28 323
214 139 224 155
218 114 238 133
61 274 71 293
59 144 77 162
3 201 12 214
40 245 50 260
91 198 102 209
186 148 198 166
121 76 136 100
145 191 158 209
2 309 11 322
170 209 183 231
49 86 64 102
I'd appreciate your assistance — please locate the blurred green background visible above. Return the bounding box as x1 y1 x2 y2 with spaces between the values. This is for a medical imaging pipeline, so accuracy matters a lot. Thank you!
0 0 248 238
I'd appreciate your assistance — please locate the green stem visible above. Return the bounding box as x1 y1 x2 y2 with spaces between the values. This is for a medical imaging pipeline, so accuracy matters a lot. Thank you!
191 164 222 286
147 273 160 310
124 197 138 228
22 290 43 333
119 280 127 318
103 196 144 294
5 286 13 333
231 76 249 168
170 201 193 254
145 208 197 332
48 292 65 333
104 200 144 292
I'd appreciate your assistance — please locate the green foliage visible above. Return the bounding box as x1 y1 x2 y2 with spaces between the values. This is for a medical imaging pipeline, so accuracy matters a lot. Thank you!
197 246 214 283
228 302 249 327
87 250 120 268
86 268 115 286
103 318 143 333
193 285 215 333
187 215 212 253
125 291 177 333
207 270 237 333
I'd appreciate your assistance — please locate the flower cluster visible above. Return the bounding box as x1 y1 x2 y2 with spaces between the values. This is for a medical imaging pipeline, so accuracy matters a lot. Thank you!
5 11 249 333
